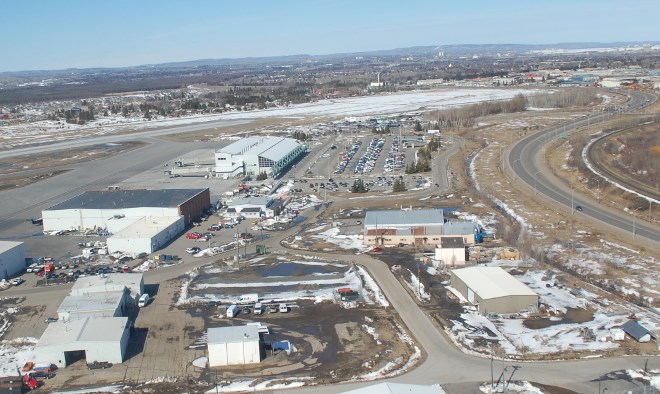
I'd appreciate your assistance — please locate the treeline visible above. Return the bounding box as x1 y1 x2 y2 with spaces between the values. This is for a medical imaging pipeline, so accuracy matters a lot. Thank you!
427 94 527 129
527 88 600 108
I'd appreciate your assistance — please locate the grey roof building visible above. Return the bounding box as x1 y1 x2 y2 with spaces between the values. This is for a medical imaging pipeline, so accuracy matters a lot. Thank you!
621 320 653 342
46 189 209 211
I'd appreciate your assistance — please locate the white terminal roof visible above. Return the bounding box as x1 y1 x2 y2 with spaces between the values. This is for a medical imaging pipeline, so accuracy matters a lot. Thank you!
208 325 260 344
57 292 124 315
112 216 181 239
218 137 260 155
38 316 129 346
452 267 537 299
227 196 271 207
365 209 444 227
244 137 303 162
0 240 22 253
70 273 143 296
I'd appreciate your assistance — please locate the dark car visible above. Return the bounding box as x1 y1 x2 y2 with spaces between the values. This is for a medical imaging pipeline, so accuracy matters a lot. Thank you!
30 371 55 379
575 205 583 212
87 361 113 370
44 317 58 324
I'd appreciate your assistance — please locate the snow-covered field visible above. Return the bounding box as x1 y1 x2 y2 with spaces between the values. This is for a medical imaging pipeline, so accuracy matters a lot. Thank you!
0 88 539 149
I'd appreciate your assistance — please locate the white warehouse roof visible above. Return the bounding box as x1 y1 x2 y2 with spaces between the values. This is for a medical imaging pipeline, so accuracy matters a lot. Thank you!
0 240 22 254
365 209 444 227
70 273 144 296
451 267 537 300
208 325 260 344
57 292 124 316
111 216 181 239
38 316 129 347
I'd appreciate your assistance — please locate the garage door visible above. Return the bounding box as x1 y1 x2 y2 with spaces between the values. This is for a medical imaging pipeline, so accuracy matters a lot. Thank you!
467 288 475 303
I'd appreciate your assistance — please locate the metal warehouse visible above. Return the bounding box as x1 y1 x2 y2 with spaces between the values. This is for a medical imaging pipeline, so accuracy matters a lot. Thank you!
450 267 538 315
214 137 306 179
0 241 25 280
35 316 131 367
42 188 209 254
364 209 480 247
70 273 144 299
207 325 262 367
57 291 128 321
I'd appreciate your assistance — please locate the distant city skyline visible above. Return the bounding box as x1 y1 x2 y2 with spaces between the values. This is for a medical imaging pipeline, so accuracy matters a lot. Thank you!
1 0 659 72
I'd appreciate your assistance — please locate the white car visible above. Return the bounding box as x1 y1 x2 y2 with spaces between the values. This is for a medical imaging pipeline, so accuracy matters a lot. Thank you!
185 247 201 254
11 278 24 286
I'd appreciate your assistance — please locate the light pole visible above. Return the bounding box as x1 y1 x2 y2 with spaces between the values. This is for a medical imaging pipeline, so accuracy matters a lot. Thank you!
632 207 642 239
533 170 542 195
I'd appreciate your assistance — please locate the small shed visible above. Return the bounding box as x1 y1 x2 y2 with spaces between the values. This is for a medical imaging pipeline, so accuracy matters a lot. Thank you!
434 237 466 267
621 320 653 343
207 325 262 367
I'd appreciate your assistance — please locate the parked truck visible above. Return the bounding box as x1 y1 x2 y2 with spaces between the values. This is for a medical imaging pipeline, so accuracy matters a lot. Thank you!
226 304 240 318
237 293 258 304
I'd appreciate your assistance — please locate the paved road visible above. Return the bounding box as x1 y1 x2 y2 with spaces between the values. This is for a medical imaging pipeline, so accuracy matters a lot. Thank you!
508 90 660 244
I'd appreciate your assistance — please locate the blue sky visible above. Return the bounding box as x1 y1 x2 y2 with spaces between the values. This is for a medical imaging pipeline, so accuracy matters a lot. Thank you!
1 0 658 72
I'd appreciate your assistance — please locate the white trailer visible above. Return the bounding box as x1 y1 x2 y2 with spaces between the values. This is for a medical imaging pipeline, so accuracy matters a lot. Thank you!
226 305 240 318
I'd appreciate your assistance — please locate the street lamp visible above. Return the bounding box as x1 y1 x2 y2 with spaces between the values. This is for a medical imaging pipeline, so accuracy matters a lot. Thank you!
533 170 542 195
632 207 642 239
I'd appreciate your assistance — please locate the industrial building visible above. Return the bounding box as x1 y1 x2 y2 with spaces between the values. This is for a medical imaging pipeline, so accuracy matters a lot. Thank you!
434 237 466 267
363 209 479 247
214 137 306 179
70 273 144 299
450 267 538 315
207 325 262 367
42 188 210 254
0 241 26 280
35 316 131 367
57 292 128 321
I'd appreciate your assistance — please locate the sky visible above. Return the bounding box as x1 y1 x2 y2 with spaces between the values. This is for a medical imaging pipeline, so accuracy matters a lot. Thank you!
1 0 659 72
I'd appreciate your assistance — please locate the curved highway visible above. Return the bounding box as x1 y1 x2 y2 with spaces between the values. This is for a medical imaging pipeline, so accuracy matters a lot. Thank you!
508 90 660 243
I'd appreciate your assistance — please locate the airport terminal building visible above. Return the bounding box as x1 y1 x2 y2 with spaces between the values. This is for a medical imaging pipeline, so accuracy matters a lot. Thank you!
214 137 306 179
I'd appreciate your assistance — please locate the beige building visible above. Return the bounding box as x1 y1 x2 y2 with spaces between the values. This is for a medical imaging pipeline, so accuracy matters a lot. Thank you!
434 237 466 267
363 209 478 247
450 267 538 315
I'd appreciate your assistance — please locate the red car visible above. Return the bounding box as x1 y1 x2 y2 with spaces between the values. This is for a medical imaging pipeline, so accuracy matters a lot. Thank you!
186 232 203 240
371 247 382 252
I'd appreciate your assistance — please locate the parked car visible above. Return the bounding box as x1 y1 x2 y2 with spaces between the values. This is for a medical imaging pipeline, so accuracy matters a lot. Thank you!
185 247 201 254
87 361 113 370
371 247 383 252
10 278 24 286
186 232 203 239
242 306 251 315
44 317 58 324
30 371 55 379
208 224 222 231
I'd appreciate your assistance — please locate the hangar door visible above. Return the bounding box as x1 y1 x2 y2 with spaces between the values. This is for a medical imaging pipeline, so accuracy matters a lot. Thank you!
467 288 475 303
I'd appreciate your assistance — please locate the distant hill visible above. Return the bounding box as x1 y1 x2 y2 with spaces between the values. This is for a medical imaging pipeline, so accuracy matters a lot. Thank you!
1 41 659 76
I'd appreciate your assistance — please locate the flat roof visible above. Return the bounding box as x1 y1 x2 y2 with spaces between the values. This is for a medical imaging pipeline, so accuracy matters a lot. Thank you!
452 267 537 300
37 316 129 347
0 240 22 254
365 209 444 227
440 237 465 248
228 196 270 207
244 137 303 162
112 216 181 239
46 189 208 211
208 325 260 344
57 292 124 315
444 221 479 235
70 273 143 295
